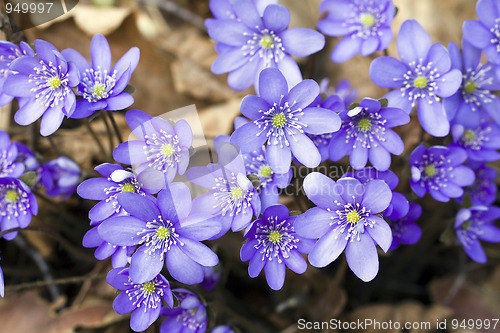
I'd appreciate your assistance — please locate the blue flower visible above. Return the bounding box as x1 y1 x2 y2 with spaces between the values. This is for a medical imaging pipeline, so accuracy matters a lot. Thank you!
450 121 500 161
98 184 220 284
186 142 261 237
455 205 500 263
113 109 192 188
206 0 325 90
13 142 40 173
409 145 475 202
319 78 358 109
369 20 462 137
230 68 341 173
461 161 497 206
3 40 79 136
341 167 408 220
444 40 500 127
0 130 25 178
62 34 140 119
318 0 395 62
0 177 38 240
160 289 208 333
241 204 314 290
388 202 422 251
40 156 81 198
107 267 173 332
0 41 35 106
216 118 292 211
463 0 500 65
329 97 409 171
295 172 393 282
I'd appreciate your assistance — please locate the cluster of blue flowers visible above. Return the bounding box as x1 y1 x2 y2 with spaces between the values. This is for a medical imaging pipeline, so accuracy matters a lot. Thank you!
1 0 500 332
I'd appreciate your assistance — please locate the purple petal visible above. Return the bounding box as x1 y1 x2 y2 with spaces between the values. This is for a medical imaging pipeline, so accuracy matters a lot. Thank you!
435 69 462 98
337 177 364 203
248 251 266 277
130 305 160 332
158 183 192 221
266 144 291 174
77 178 115 200
113 292 136 314
294 207 335 238
230 122 267 153
89 200 116 221
283 249 307 274
228 57 262 91
287 132 321 168
211 47 247 74
369 56 407 88
113 47 140 78
463 20 492 49
240 238 259 261
207 19 252 46
231 0 264 30
360 36 379 56
240 95 271 120
179 237 218 266
34 39 58 64
117 192 159 221
105 93 134 111
417 99 449 137
366 215 392 252
361 179 392 213
277 55 303 89
281 28 325 57
14 99 47 125
90 34 112 72
165 245 204 284
40 104 65 136
61 48 91 72
284 79 320 110
477 0 500 26
350 146 368 169
309 228 347 267
303 172 344 208
264 258 286 290
258 67 288 104
345 232 379 282
449 166 475 186
397 20 431 64
426 43 452 73
317 19 352 36
3 74 34 97
331 36 362 62
263 4 290 32
130 247 164 283
368 145 391 171
301 107 341 134
383 89 413 113
98 216 145 246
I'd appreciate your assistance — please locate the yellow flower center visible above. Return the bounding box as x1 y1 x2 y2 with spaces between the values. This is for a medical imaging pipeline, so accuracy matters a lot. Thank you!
120 183 136 193
156 226 171 240
47 76 61 89
414 76 428 88
230 187 244 200
272 113 286 128
360 13 376 27
5 190 19 203
142 281 156 294
425 164 438 177
260 35 274 49
93 83 106 98
463 130 475 142
259 165 273 178
346 210 361 224
268 231 282 244
357 118 372 133
161 144 175 157
464 80 476 94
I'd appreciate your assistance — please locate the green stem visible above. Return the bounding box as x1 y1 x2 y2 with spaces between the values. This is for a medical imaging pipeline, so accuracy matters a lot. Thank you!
82 119 107 159
105 111 123 144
